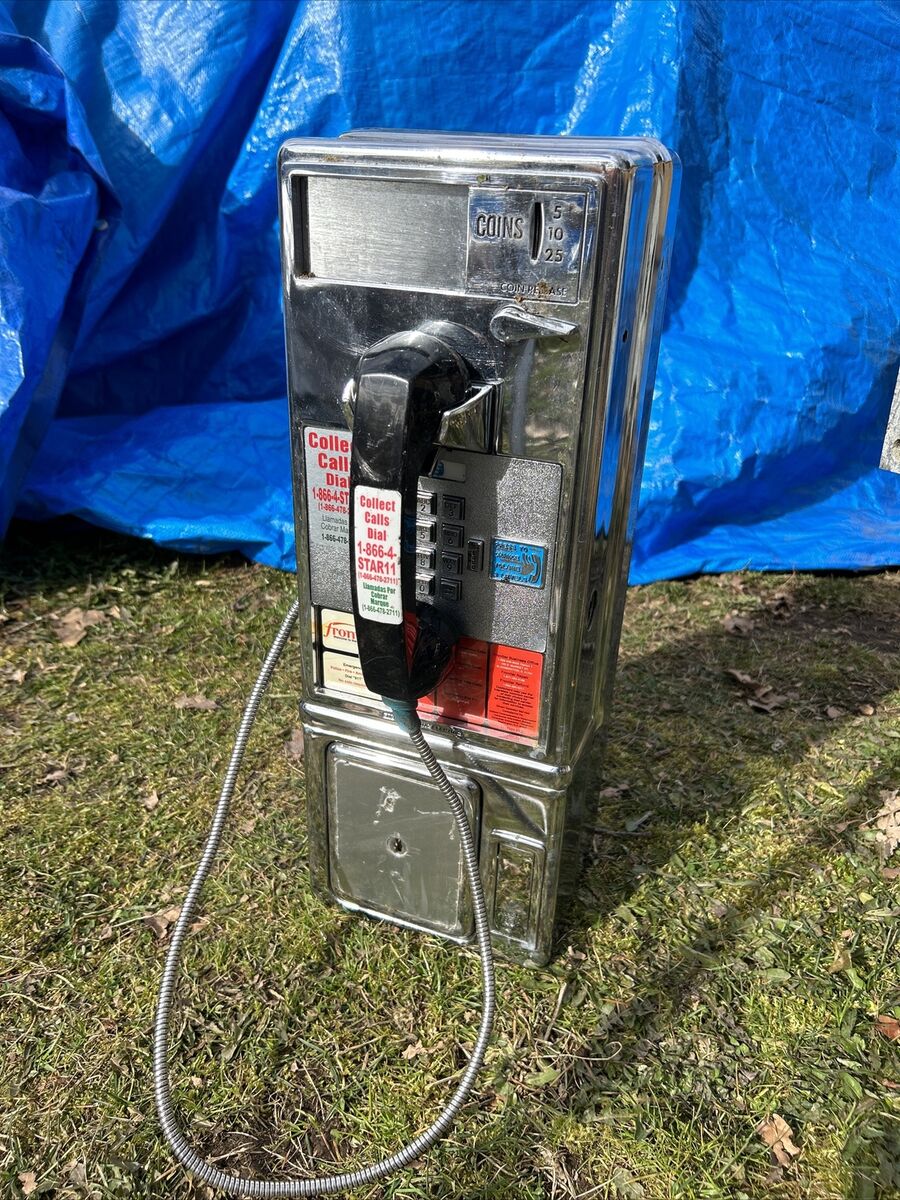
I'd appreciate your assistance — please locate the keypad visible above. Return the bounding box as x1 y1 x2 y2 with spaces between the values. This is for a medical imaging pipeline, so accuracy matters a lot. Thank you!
412 489 469 605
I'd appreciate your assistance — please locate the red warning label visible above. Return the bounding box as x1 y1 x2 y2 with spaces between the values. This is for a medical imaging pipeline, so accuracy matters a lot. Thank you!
435 637 489 722
486 644 543 738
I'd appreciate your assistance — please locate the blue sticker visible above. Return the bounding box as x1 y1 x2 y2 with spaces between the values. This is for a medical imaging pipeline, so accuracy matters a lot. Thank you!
490 539 547 588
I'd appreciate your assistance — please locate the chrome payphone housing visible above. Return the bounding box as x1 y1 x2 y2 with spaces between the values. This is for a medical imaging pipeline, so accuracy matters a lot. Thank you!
279 131 679 966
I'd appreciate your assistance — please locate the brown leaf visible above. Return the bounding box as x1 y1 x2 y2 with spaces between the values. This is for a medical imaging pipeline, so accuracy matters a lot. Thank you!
9 667 27 684
144 904 182 939
42 765 69 785
53 607 106 647
857 703 876 717
18 1172 37 1197
402 1039 427 1060
825 705 845 720
723 613 754 637
141 790 160 811
827 941 852 974
757 1113 801 1168
748 685 789 714
285 727 305 761
108 605 132 622
173 694 218 711
882 866 900 881
726 668 755 687
875 1015 900 1041
874 790 900 860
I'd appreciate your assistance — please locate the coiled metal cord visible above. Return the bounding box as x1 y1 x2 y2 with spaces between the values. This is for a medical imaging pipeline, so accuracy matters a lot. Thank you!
153 598 495 1195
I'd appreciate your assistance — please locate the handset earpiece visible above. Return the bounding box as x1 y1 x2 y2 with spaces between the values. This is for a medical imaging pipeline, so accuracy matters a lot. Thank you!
348 331 470 704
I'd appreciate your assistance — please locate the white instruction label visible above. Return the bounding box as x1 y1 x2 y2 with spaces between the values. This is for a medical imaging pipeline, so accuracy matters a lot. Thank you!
304 427 351 556
353 486 402 624
322 651 379 698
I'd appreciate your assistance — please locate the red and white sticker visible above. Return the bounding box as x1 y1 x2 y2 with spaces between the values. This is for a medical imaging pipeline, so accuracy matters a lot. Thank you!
353 486 402 624
486 644 543 738
304 427 351 555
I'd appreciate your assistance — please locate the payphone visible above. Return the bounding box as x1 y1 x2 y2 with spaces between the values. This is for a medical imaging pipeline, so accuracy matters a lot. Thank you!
154 132 679 1194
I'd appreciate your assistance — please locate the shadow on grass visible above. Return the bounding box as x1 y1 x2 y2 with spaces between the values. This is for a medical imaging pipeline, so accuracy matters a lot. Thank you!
551 573 900 1195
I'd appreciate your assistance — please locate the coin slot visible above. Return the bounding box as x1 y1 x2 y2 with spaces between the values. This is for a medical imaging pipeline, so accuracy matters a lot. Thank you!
387 835 407 856
291 175 311 276
530 200 544 263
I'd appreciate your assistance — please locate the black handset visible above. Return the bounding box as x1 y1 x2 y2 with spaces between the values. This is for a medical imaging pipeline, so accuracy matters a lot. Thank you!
348 331 469 704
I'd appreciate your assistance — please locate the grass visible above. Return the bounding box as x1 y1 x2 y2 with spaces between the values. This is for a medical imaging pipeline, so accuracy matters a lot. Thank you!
1 520 898 1200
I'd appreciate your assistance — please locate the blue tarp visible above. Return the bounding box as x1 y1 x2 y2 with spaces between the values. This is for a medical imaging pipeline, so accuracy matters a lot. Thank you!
1 0 898 582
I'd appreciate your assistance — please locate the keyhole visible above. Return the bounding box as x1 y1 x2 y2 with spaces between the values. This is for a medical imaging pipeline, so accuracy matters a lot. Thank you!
388 835 407 856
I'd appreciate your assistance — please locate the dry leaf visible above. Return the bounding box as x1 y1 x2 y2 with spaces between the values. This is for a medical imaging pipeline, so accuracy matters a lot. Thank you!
173 694 218 711
43 765 69 785
723 613 754 637
53 607 105 647
882 866 900 881
9 667 27 684
18 1172 37 1197
144 905 182 939
757 1113 801 1168
875 1015 900 1041
825 704 845 720
65 1161 87 1187
285 727 305 761
402 1040 427 1060
857 703 875 717
827 941 852 974
874 790 900 860
141 790 160 811
108 605 132 622
747 685 789 714
726 668 755 687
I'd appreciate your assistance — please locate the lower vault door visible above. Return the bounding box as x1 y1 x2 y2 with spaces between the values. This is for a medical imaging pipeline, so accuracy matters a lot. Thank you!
325 744 481 940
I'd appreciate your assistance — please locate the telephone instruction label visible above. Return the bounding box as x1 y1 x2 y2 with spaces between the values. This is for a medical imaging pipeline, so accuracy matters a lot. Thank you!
304 426 351 556
490 538 547 588
354 486 402 624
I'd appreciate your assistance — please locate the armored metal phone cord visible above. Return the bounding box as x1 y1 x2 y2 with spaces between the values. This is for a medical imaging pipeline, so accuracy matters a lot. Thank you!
153 598 496 1196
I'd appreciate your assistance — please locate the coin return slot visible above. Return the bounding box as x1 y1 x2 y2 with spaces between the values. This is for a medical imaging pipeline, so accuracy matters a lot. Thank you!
530 199 544 263
387 836 407 856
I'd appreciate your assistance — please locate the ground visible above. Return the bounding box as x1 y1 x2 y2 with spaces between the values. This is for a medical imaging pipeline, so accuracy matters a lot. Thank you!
1 521 898 1200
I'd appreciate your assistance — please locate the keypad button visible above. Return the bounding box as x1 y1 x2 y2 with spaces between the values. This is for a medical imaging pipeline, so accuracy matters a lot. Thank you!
415 574 435 598
442 523 464 548
416 548 435 571
441 495 465 521
417 491 436 515
466 538 485 572
441 551 463 575
416 519 437 544
439 579 461 601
